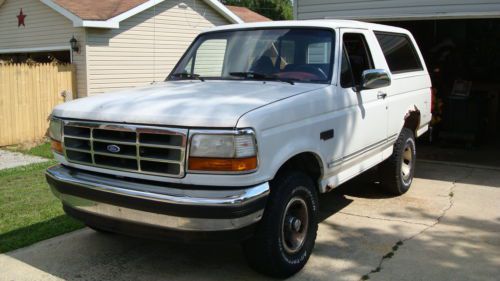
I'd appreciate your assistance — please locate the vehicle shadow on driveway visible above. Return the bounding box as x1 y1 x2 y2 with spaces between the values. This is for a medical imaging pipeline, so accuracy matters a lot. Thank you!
3 163 499 281
2 181 361 281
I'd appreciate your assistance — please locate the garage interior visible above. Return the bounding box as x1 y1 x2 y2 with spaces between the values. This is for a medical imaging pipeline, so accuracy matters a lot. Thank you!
385 18 500 167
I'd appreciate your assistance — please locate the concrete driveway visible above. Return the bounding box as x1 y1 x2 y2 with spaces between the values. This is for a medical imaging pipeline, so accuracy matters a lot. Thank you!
1 162 499 281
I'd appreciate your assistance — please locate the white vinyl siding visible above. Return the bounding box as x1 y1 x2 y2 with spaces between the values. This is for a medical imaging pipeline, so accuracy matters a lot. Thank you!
86 0 230 95
296 0 500 20
0 0 87 97
193 39 227 76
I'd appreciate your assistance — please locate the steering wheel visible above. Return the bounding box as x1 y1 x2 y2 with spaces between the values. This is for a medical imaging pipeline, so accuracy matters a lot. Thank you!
293 65 328 80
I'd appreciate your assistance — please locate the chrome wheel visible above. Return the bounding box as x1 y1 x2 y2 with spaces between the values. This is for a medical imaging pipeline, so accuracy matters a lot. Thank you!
281 196 309 254
401 143 414 183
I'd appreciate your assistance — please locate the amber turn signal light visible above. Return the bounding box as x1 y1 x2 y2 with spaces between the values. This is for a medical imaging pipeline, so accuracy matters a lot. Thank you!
51 140 63 154
188 157 257 172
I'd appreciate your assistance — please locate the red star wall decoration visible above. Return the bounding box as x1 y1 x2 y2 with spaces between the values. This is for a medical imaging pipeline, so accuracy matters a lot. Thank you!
17 8 26 27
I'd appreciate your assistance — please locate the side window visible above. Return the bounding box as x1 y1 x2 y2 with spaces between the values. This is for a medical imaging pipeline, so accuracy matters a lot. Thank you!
193 39 227 76
343 33 374 87
375 32 423 73
340 47 354 88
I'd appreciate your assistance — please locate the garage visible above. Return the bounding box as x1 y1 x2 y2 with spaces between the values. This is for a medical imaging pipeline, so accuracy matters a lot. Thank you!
294 0 500 167
381 19 500 166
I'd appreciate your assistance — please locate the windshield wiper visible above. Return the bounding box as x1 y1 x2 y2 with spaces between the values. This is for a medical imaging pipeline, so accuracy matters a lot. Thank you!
229 72 295 85
171 72 205 82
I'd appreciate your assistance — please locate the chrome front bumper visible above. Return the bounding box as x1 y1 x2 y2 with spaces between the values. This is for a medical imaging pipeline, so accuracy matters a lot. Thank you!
46 165 269 232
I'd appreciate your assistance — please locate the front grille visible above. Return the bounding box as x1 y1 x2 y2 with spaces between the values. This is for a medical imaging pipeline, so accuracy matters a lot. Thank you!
62 121 187 178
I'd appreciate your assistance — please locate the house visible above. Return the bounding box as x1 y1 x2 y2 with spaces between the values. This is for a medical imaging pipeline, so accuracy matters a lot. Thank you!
294 0 500 150
0 0 244 97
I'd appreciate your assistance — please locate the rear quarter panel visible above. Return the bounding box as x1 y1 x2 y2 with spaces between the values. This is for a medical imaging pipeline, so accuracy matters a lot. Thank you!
369 27 432 138
387 73 432 138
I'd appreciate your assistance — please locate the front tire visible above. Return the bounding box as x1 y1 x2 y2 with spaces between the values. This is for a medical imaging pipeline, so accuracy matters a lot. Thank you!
242 171 318 278
379 128 416 195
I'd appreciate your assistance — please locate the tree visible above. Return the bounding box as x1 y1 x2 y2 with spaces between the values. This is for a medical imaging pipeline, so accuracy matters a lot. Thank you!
221 0 293 20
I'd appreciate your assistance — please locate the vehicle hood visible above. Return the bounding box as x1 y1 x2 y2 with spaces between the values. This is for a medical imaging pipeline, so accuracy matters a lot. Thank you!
53 80 327 127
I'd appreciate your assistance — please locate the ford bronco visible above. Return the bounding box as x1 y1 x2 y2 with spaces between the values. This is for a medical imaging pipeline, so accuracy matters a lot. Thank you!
47 20 431 278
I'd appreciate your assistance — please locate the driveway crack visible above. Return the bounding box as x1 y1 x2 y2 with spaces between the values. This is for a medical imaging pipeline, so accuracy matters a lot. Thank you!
338 212 432 227
359 168 475 280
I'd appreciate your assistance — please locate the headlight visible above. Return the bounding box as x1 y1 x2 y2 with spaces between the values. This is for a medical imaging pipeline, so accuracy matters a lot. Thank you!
49 117 63 154
49 117 62 141
190 134 256 158
188 129 257 173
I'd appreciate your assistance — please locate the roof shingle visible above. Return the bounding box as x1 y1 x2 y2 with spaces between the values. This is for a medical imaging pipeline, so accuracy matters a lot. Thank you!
50 1 263 24
53 0 148 21
225 5 271 22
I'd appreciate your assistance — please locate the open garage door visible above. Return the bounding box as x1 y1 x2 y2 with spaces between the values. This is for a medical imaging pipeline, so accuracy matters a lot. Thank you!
383 19 500 167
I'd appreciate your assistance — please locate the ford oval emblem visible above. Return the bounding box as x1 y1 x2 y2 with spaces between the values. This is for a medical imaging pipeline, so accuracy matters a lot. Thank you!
107 144 121 153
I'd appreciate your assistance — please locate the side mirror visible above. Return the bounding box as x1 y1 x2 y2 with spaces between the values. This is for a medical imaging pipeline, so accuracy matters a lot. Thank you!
360 69 391 90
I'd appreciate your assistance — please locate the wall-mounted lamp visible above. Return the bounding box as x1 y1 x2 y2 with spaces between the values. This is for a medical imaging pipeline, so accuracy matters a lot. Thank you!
69 36 79 53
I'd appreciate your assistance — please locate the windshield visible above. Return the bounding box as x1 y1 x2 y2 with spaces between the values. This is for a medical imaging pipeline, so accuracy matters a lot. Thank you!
169 28 335 84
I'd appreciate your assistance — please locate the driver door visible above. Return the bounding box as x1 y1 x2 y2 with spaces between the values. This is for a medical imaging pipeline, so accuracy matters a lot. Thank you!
336 29 389 170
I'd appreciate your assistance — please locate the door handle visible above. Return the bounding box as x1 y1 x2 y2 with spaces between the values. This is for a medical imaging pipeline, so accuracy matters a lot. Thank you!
377 92 387 99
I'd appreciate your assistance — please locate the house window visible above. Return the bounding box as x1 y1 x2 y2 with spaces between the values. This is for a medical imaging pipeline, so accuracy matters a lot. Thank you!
307 42 331 64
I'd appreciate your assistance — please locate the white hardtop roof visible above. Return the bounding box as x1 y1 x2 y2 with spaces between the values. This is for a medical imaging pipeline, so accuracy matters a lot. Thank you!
205 19 410 35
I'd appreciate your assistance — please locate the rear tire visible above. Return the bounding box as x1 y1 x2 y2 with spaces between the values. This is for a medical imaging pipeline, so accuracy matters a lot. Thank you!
242 171 318 278
379 128 416 195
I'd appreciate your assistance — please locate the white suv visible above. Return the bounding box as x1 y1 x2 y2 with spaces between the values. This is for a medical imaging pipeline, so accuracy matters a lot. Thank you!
46 20 431 278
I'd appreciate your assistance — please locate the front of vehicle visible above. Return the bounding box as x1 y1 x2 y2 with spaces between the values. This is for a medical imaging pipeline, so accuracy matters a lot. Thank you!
46 22 336 242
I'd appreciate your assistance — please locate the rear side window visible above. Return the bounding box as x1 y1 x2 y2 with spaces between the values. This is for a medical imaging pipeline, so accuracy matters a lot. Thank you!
374 32 423 73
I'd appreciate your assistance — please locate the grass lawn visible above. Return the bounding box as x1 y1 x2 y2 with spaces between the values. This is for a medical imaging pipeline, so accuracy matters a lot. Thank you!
0 143 84 253
21 141 53 159
4 140 53 159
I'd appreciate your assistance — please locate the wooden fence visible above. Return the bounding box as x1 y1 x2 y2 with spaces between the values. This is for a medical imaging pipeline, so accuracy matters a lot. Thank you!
0 63 76 146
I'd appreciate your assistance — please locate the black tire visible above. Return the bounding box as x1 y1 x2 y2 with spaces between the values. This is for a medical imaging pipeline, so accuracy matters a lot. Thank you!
242 171 319 278
379 128 416 195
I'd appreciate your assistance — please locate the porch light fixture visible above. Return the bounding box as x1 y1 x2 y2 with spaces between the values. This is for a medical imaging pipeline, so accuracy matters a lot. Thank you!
69 36 79 52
